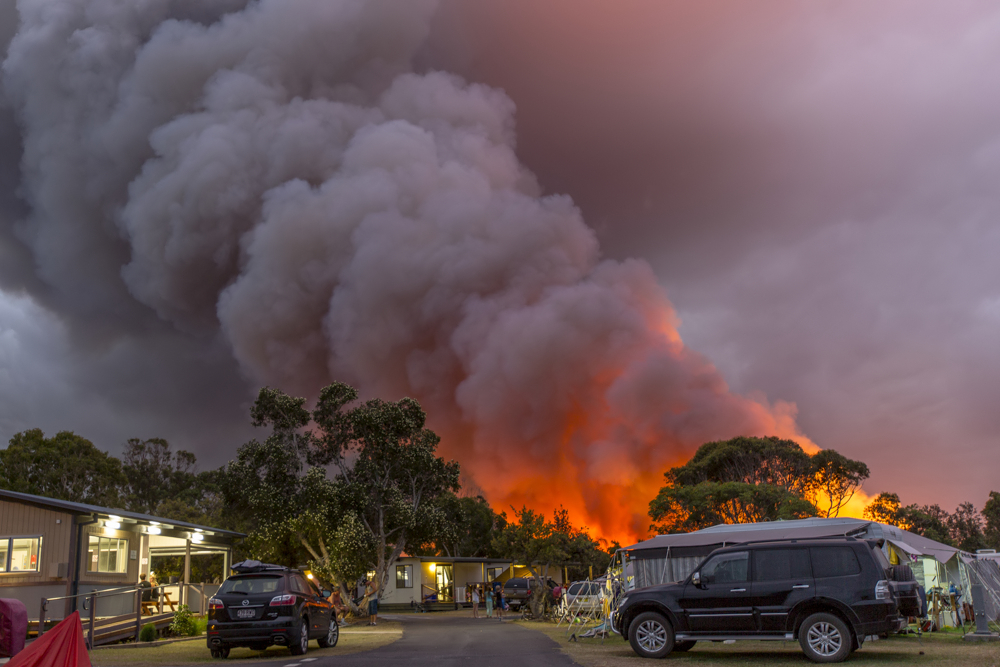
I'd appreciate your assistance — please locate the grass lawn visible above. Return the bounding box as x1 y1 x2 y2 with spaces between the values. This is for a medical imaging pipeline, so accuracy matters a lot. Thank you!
90 621 402 666
515 621 1000 667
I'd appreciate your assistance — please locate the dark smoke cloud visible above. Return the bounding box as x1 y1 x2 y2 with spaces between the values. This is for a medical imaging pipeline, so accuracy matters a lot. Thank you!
0 0 810 540
3 0 997 535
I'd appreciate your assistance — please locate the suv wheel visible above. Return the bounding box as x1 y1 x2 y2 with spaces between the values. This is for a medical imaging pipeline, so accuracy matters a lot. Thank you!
628 611 674 659
317 618 339 648
799 612 851 663
289 616 309 656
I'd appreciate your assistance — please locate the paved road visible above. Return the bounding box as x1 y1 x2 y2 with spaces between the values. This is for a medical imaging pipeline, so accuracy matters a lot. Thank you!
229 615 581 667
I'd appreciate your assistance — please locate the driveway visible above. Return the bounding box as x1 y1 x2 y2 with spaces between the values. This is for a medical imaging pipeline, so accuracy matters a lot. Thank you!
230 615 580 667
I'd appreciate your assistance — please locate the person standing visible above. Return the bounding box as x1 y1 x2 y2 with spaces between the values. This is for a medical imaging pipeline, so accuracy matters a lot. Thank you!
365 578 379 626
493 581 504 621
485 585 494 618
471 585 480 618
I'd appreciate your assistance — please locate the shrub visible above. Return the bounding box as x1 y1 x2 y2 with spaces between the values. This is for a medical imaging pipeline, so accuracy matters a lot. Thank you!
138 623 157 642
169 604 199 637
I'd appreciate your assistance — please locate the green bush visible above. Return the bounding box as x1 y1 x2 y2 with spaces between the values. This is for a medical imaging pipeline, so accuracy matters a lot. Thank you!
169 604 199 637
138 623 157 642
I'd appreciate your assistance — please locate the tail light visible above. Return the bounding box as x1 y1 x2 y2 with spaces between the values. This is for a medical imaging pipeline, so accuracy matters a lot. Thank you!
208 597 224 611
270 594 297 606
875 580 891 600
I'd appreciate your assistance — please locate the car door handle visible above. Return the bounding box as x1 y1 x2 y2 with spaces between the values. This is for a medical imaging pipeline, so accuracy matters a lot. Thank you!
730 588 746 592
792 585 810 589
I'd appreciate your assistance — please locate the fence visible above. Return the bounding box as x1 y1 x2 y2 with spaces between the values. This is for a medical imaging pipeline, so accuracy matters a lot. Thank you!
39 586 173 648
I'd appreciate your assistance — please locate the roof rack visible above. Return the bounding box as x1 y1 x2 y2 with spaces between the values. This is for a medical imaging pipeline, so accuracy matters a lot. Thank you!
230 559 290 574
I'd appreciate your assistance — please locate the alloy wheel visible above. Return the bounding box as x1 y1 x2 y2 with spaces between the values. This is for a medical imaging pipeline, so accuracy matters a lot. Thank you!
636 619 667 652
807 621 843 656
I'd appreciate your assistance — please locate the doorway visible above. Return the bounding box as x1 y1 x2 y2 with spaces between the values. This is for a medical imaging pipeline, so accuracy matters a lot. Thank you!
435 564 454 602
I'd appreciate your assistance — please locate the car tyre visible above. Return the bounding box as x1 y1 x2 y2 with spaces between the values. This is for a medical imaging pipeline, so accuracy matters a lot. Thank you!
210 647 230 659
799 612 852 663
628 611 674 659
317 617 339 648
289 616 310 656
673 640 696 652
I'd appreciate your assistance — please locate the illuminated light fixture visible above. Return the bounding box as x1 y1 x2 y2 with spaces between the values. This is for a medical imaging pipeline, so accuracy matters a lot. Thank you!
191 533 204 543
149 521 160 526
306 573 314 580
194 528 203 533
147 526 161 535
106 520 121 530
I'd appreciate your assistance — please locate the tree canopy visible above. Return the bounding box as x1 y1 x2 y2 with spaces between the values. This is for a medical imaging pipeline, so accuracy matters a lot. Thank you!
649 436 869 534
0 429 126 506
224 382 460 601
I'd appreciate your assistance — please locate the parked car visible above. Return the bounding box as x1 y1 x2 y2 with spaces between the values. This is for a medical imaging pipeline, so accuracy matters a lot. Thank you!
503 577 557 611
206 560 337 658
563 580 606 612
612 538 903 663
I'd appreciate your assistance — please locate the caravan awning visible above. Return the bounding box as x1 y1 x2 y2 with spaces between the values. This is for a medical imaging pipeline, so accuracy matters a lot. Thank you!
626 520 871 553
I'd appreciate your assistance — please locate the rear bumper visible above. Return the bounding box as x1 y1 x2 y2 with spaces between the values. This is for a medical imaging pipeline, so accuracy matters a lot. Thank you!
207 617 296 648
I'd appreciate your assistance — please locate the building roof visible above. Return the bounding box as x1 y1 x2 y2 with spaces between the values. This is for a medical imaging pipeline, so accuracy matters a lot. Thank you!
0 488 245 539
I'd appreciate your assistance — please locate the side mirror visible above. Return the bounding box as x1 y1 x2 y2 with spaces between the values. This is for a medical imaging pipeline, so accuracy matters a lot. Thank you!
691 571 701 586
321 589 332 598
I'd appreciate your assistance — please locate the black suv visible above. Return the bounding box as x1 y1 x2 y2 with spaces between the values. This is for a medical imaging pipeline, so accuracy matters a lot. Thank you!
207 561 337 658
613 538 902 663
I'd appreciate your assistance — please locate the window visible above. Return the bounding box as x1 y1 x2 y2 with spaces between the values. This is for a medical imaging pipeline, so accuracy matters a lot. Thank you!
699 551 749 584
753 549 811 581
811 547 861 578
220 575 282 595
489 567 504 580
0 537 42 573
87 535 128 573
396 565 412 588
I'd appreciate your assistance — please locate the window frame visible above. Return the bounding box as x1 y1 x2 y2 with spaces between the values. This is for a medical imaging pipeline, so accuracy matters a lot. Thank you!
86 534 129 574
0 535 43 574
396 564 413 589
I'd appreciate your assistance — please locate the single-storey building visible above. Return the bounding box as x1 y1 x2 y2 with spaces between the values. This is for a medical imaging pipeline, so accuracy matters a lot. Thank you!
377 556 565 608
0 489 244 621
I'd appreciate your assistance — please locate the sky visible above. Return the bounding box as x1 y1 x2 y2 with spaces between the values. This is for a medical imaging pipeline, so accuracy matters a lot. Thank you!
1 0 999 542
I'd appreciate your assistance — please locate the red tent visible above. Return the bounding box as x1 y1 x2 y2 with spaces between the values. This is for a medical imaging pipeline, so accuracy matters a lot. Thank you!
7 611 91 667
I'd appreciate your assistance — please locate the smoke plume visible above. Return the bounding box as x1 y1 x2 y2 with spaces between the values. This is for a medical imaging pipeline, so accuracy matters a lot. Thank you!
2 0 815 542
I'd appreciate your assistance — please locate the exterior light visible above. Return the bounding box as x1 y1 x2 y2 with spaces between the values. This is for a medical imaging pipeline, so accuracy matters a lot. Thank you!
147 526 161 535
195 528 204 533
306 573 314 580
108 515 122 522
191 533 204 542
149 521 160 526
106 520 121 530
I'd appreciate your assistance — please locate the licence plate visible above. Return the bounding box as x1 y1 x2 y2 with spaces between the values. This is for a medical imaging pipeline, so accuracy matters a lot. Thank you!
235 609 255 619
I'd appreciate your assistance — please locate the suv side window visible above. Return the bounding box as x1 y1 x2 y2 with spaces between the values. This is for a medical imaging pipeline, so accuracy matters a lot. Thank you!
753 548 811 581
811 546 861 578
700 551 749 584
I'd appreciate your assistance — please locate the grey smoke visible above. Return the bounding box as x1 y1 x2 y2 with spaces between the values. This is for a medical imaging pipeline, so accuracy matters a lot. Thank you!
1 0 804 538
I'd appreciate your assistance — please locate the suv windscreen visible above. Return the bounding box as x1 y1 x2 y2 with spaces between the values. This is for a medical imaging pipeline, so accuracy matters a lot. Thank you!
811 546 861 578
219 574 284 595
699 551 749 584
753 548 811 581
